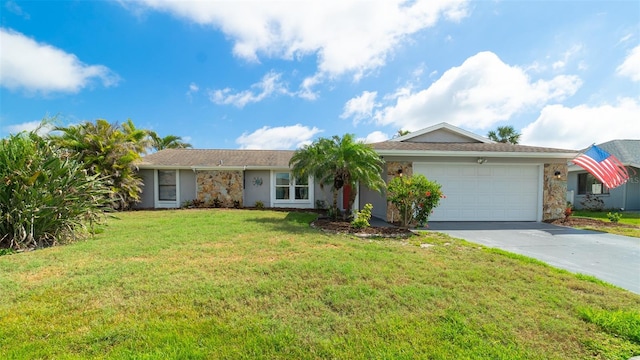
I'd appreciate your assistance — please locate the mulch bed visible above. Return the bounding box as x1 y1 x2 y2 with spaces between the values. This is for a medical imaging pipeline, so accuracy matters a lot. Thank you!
313 216 639 238
311 218 414 238
549 217 639 229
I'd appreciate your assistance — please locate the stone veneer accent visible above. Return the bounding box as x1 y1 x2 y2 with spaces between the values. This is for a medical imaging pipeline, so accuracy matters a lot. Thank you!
197 170 243 208
543 163 568 221
385 161 413 223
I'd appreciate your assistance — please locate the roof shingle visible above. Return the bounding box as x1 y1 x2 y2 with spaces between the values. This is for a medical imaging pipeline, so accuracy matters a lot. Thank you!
137 149 294 168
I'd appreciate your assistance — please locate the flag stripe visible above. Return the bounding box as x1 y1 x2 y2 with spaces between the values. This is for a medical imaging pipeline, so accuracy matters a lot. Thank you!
572 145 629 189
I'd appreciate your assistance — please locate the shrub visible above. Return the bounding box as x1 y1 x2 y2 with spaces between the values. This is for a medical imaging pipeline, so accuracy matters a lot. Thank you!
254 201 265 209
210 198 223 208
0 131 110 250
351 203 373 229
564 202 573 222
580 193 605 211
607 212 622 223
387 174 444 228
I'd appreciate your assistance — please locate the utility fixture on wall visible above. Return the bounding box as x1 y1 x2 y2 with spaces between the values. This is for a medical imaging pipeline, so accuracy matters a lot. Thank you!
554 171 562 179
477 157 487 164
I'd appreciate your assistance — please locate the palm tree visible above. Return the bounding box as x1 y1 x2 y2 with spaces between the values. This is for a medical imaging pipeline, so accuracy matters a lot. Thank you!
393 129 410 138
148 131 192 151
289 134 386 219
487 125 521 144
50 119 147 210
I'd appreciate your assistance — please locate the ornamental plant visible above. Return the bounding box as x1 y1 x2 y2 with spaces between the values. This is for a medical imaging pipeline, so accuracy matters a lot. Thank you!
351 203 373 229
387 174 444 228
0 130 110 250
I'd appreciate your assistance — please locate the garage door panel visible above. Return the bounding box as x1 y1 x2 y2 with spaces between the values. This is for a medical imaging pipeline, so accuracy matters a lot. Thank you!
415 163 540 221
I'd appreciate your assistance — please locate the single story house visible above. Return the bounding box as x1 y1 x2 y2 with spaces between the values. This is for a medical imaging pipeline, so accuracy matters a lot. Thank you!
136 122 577 222
567 140 640 211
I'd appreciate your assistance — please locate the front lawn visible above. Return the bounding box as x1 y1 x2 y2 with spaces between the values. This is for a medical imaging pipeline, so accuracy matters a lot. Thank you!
1 209 639 359
571 210 640 237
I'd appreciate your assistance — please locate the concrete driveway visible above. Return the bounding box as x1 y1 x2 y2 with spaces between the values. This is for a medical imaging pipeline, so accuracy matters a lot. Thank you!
426 222 640 294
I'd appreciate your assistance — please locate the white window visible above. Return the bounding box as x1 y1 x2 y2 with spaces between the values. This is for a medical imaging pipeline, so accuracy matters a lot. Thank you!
155 170 180 208
271 171 313 207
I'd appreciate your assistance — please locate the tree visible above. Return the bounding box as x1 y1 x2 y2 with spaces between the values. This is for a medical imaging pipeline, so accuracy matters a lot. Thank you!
0 128 110 249
50 119 147 210
487 125 521 144
289 134 386 219
393 129 410 138
148 130 192 151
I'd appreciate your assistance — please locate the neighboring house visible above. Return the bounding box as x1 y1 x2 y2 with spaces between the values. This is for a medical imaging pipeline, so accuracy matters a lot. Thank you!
567 140 640 211
136 122 577 222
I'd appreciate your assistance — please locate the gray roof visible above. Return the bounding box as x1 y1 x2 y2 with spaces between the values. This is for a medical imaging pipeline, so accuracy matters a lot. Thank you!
371 141 576 154
596 140 640 167
138 149 294 169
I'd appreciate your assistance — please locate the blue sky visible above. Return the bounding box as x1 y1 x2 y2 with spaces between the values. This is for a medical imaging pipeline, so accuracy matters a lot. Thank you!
1 0 639 150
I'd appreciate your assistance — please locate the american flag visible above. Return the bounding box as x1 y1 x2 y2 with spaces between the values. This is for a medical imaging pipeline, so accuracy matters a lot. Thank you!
572 145 630 189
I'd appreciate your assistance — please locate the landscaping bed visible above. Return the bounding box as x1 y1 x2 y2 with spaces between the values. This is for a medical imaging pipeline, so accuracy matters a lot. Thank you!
311 218 414 237
550 217 639 229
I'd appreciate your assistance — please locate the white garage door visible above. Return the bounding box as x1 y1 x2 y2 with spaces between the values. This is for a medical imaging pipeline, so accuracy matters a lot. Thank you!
414 163 540 221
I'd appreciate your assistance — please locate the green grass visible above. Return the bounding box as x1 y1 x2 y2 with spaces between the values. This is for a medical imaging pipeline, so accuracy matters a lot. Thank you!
1 209 639 359
572 210 640 225
571 210 640 237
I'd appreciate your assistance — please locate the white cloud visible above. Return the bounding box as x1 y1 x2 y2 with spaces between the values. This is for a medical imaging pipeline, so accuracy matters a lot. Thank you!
131 0 468 83
236 124 322 150
618 33 633 45
359 131 389 144
372 51 582 131
209 71 290 107
616 45 640 82
0 28 119 93
187 82 199 94
3 120 53 135
4 0 30 19
551 44 583 71
521 98 640 150
186 82 199 101
340 91 378 124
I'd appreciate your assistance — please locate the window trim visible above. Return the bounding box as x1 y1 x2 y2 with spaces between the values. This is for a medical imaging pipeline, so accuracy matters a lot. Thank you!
154 169 181 208
577 172 609 195
270 170 314 207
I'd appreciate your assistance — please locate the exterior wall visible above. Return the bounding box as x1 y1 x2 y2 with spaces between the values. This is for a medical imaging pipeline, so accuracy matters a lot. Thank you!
244 170 271 207
136 169 155 209
385 161 413 223
408 129 476 143
569 167 640 211
542 163 568 221
197 170 243 207
179 169 197 206
314 183 337 210
359 183 387 220
626 169 640 210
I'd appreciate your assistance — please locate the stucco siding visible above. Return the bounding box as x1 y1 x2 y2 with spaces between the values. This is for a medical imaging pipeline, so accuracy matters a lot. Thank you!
136 169 155 209
407 129 477 143
244 170 270 207
179 169 196 206
626 173 640 210
359 184 386 220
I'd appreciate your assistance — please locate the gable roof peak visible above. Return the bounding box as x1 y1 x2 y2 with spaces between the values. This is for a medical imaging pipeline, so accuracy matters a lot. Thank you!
391 122 494 144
